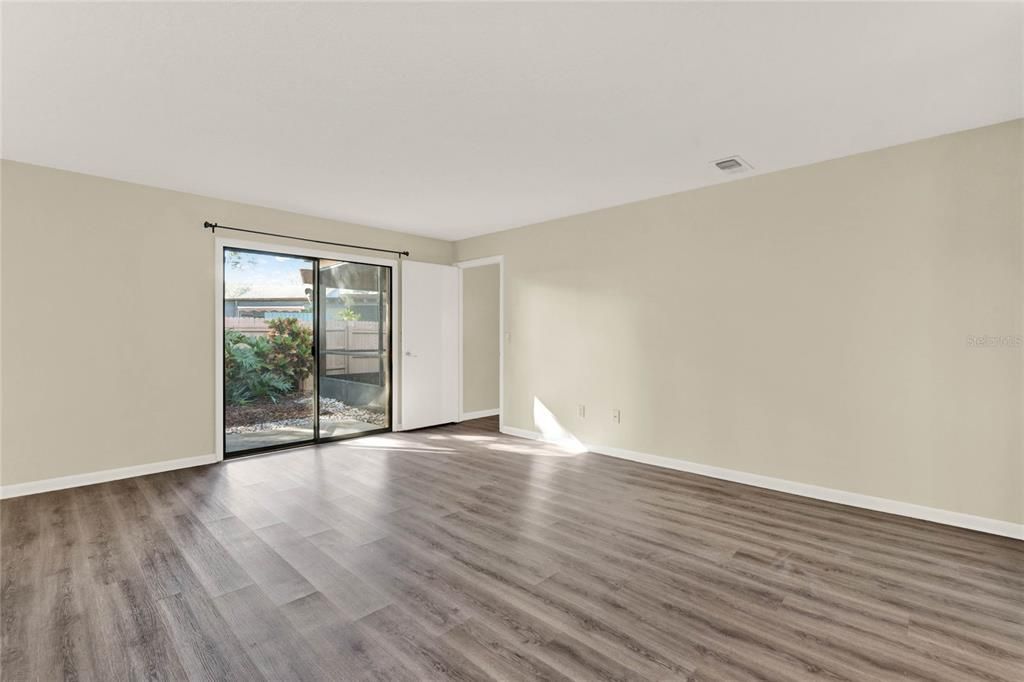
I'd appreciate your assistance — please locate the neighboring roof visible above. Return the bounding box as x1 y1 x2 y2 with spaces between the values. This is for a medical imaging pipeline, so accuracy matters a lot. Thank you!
226 290 378 301
225 297 308 302
236 305 306 312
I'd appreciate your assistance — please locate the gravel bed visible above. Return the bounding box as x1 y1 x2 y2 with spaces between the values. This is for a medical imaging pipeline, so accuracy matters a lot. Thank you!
226 396 386 432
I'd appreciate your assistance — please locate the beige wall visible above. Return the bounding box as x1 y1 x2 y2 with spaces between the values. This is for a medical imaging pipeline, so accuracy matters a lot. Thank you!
0 161 453 486
3 121 1021 526
456 120 1024 525
461 263 500 414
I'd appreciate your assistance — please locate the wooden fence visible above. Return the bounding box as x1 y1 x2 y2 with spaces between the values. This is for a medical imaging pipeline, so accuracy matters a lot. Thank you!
224 317 386 375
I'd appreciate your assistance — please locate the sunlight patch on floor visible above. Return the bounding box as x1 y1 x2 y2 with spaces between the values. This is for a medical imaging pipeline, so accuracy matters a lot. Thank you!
533 397 587 454
350 436 455 453
487 442 578 457
347 445 457 455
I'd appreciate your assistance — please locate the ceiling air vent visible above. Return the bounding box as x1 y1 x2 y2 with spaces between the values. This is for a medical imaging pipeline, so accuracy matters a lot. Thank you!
712 156 753 175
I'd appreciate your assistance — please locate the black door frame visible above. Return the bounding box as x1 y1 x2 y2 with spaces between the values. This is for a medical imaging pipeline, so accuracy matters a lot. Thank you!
222 245 393 459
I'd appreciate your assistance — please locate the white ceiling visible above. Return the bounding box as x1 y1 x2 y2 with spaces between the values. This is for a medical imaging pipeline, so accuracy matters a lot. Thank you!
3 2 1021 241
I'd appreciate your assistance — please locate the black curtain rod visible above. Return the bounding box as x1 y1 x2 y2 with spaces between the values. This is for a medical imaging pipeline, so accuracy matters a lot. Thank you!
203 221 409 257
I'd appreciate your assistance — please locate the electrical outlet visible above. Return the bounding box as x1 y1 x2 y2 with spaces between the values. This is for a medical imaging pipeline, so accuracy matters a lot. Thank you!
578 404 586 419
612 409 621 424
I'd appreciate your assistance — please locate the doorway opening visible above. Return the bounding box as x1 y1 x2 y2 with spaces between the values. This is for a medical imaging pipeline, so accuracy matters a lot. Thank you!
457 256 503 427
222 246 392 457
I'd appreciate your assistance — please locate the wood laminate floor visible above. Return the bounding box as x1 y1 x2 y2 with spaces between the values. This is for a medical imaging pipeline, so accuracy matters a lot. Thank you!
2 416 1022 681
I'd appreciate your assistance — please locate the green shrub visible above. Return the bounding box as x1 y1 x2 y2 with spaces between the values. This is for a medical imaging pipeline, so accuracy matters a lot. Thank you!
224 318 313 405
265 317 315 386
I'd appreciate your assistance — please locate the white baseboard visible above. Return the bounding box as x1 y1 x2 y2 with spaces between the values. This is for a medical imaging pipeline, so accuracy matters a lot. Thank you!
0 453 219 500
461 409 500 421
500 426 1024 541
500 425 544 440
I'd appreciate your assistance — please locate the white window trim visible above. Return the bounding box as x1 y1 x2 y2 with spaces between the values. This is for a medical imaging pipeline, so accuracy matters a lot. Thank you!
214 236 400 460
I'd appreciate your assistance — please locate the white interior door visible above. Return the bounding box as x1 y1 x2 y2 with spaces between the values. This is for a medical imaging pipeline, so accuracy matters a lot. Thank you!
400 260 459 430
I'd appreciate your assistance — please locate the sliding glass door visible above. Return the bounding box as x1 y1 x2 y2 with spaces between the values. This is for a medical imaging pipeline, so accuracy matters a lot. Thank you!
317 259 391 440
223 247 391 457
